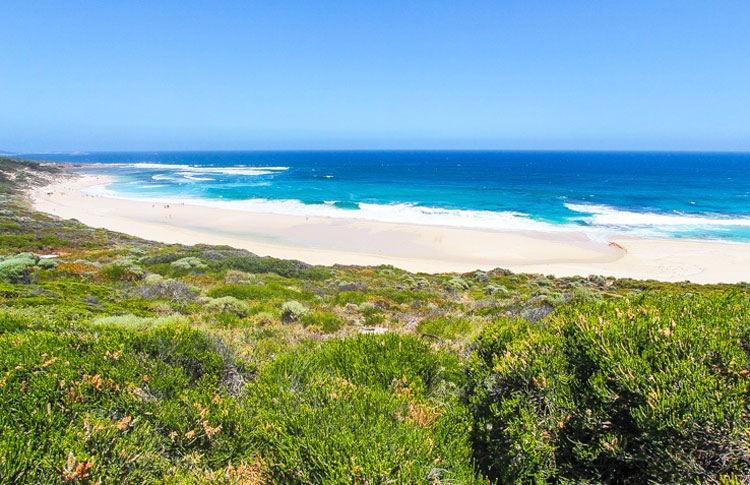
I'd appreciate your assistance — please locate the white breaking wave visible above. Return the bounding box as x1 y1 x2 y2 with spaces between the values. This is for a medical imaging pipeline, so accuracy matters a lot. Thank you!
151 174 179 181
81 183 584 234
566 203 750 227
136 164 288 182
82 184 122 199
176 172 215 181
130 163 288 176
82 183 750 240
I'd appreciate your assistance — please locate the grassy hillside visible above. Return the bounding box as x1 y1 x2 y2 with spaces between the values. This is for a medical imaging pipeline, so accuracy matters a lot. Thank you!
1 157 749 483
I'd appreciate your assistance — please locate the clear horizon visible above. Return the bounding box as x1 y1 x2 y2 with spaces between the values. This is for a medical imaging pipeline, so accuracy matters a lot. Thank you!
2 1 750 152
13 148 750 156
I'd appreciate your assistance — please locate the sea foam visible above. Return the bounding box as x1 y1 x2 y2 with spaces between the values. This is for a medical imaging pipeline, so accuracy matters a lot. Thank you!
131 163 288 176
81 183 584 234
565 203 750 227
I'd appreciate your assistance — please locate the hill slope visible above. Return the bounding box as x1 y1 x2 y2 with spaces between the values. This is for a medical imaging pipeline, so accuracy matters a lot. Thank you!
1 157 749 483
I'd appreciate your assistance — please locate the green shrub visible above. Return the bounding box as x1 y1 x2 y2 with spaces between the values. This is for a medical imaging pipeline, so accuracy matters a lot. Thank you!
204 296 252 317
280 300 309 322
215 255 329 280
0 324 249 483
357 301 377 314
588 274 608 285
13 252 40 262
246 334 481 483
100 258 145 282
74 258 102 268
417 316 479 340
0 312 32 333
37 257 59 269
301 311 345 333
90 314 187 329
138 251 186 265
572 287 603 303
170 256 207 271
128 246 148 256
332 290 368 305
356 302 385 326
446 276 470 291
250 311 277 326
224 269 254 284
363 313 385 327
143 273 165 285
375 288 433 304
135 276 199 301
485 283 508 296
0 255 37 283
209 282 313 302
473 270 488 282
465 292 750 483
534 276 553 287
536 289 568 307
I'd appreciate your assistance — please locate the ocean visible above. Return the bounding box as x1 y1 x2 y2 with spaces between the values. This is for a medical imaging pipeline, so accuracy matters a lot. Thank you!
21 150 750 242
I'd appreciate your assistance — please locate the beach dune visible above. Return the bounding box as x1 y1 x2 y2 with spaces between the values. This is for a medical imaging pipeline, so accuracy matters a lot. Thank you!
31 174 750 284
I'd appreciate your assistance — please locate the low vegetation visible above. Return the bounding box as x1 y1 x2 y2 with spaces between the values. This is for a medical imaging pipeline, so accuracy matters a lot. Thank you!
1 157 749 483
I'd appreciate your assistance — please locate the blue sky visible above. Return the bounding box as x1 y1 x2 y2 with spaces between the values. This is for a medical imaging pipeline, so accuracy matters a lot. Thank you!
2 0 749 151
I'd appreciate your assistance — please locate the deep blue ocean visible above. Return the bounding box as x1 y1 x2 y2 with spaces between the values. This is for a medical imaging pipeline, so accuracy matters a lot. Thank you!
22 150 750 242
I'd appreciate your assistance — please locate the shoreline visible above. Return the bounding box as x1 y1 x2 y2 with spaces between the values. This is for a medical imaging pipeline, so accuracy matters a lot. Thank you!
30 173 750 283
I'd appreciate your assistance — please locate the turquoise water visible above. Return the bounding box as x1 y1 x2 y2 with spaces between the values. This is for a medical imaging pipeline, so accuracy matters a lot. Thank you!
23 150 750 242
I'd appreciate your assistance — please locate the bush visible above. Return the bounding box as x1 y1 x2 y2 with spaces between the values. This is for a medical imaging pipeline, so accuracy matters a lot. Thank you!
357 301 377 314
300 311 345 333
485 283 508 296
37 257 59 269
204 296 252 317
134 276 199 301
138 251 186 265
224 270 254 284
416 316 479 341
332 290 368 305
100 258 145 282
539 291 568 307
250 311 276 326
534 276 553 287
170 256 207 271
90 314 187 329
356 302 385 326
0 255 37 283
280 300 308 322
465 292 750 483
446 276 470 291
209 283 313 302
246 334 481 483
143 273 164 285
214 255 329 280
572 287 603 303
0 312 32 333
0 324 241 483
13 252 40 263
375 288 433 304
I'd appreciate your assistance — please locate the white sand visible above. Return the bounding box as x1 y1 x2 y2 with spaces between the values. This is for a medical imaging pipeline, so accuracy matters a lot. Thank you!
30 174 750 283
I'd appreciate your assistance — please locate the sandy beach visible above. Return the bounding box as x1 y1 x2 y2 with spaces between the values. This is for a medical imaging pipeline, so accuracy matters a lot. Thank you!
29 173 750 283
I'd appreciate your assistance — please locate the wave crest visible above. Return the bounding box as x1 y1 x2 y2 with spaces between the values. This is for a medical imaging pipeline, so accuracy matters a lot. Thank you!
566 203 750 227
131 163 288 176
81 185 578 233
